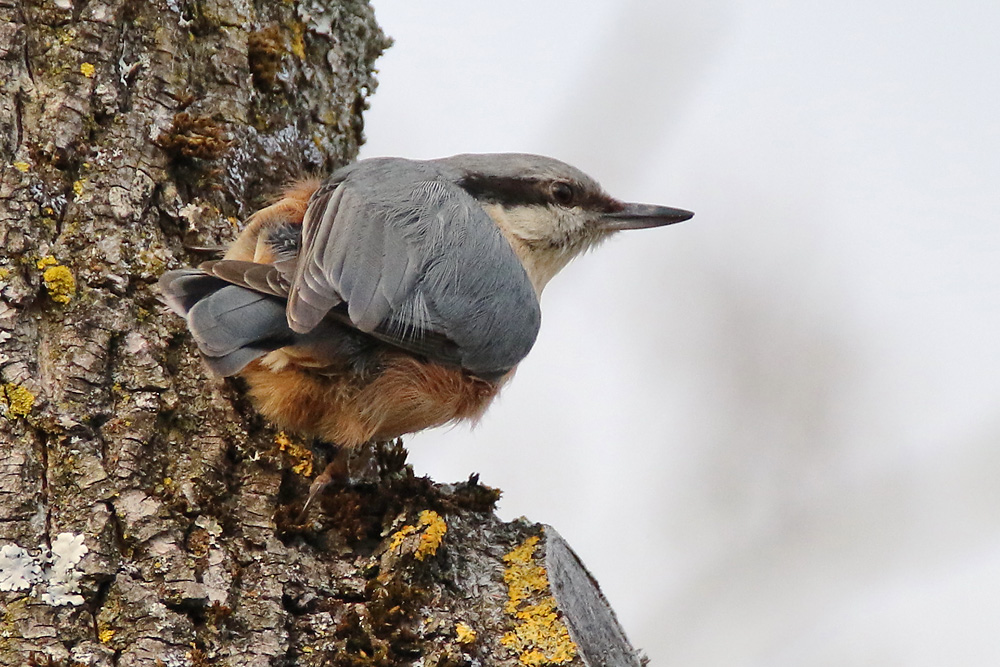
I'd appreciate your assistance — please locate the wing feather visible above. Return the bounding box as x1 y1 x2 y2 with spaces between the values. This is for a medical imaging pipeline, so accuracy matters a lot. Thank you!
201 260 289 297
285 158 541 377
286 183 347 332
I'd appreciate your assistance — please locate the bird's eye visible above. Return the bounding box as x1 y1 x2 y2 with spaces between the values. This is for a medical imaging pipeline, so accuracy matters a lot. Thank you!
551 181 575 206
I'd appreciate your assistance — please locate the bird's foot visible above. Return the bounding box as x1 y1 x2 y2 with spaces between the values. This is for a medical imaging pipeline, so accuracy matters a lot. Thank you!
296 448 349 522
295 441 382 522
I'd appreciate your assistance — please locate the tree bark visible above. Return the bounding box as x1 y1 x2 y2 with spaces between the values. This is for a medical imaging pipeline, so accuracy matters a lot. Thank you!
0 2 644 665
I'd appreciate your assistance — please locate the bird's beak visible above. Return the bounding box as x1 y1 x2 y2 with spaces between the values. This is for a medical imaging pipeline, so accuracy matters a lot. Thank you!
599 202 694 231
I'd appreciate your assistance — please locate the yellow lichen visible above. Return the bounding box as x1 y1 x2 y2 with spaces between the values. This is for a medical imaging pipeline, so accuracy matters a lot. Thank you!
388 523 418 551
13 161 30 172
276 431 313 476
415 510 447 560
80 62 95 78
500 535 577 665
36 255 58 270
2 383 35 419
73 178 86 196
502 536 549 613
0 267 9 281
455 622 477 644
99 628 115 643
42 264 76 304
387 510 448 560
289 21 306 59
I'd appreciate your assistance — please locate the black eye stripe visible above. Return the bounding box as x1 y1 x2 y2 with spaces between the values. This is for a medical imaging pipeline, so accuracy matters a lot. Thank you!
457 175 618 212
457 175 549 206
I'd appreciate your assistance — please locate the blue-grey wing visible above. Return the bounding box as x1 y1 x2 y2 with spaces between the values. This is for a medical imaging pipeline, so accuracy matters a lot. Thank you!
286 158 541 378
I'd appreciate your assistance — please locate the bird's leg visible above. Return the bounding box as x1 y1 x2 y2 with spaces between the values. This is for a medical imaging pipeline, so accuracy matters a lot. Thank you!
295 440 383 522
296 444 351 522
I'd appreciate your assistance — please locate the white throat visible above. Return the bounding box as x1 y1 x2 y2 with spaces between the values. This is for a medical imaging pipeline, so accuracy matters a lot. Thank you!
483 203 602 295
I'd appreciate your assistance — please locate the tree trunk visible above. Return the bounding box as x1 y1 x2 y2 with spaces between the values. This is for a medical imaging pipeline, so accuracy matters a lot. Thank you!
0 2 644 665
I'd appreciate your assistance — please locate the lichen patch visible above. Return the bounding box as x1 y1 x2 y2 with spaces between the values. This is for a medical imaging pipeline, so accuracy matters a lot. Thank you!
455 621 477 644
0 532 89 606
42 265 76 303
387 509 448 561
276 431 313 476
1 383 35 419
36 256 76 304
500 534 578 665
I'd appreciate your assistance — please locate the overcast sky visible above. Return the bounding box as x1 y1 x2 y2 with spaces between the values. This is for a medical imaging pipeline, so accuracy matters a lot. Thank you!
360 2 1000 664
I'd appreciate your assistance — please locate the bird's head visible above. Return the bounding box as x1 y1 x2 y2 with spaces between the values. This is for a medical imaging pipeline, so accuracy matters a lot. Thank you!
438 153 693 293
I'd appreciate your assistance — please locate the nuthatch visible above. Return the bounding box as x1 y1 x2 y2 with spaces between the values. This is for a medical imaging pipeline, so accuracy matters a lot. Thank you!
160 154 692 448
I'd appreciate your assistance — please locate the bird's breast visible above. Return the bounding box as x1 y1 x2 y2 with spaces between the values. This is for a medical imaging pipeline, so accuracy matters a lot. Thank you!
241 345 504 446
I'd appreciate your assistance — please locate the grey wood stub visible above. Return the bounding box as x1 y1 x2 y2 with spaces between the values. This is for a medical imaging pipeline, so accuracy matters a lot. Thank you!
544 527 645 667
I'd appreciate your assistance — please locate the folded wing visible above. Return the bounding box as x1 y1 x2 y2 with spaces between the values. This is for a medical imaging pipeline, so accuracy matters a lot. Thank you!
287 158 541 379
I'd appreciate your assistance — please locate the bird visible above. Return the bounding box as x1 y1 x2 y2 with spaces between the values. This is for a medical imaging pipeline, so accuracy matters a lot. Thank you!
159 153 692 451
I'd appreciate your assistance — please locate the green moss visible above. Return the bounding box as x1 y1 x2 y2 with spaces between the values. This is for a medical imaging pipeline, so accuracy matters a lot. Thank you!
248 26 286 90
327 577 428 666
154 112 232 161
137 248 166 276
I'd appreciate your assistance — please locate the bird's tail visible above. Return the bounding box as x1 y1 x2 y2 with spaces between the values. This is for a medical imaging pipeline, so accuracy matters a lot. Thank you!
159 269 293 376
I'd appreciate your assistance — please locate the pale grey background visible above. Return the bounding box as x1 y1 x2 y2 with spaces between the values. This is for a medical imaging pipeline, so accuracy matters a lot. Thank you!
359 1 1000 664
